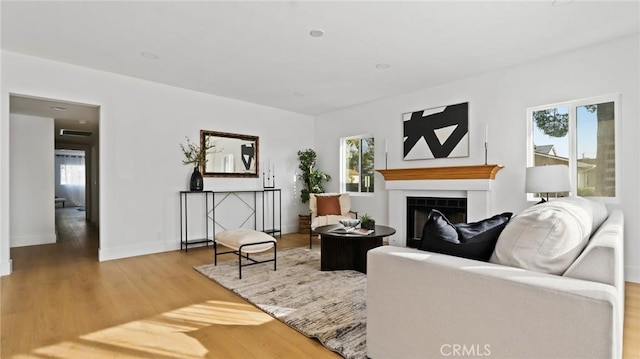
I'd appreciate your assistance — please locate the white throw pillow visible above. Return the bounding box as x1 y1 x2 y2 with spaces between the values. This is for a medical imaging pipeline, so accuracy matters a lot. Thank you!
490 197 593 275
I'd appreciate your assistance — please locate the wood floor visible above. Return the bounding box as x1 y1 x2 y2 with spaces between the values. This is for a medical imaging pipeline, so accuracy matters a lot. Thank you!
1 207 638 358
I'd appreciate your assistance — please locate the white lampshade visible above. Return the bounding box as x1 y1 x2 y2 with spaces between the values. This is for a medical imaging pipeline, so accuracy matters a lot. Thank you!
525 165 571 194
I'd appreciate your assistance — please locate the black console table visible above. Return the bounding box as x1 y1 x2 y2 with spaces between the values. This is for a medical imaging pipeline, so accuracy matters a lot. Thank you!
261 188 282 237
209 189 282 240
179 189 281 252
179 190 214 252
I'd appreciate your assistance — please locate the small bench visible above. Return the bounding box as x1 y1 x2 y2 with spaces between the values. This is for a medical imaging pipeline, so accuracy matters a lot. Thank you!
214 228 277 279
55 197 67 208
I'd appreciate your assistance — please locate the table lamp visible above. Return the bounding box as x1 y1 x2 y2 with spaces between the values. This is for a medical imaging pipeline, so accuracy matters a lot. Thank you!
525 165 571 202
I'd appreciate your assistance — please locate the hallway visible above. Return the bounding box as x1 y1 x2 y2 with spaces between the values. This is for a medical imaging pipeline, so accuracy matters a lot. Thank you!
12 207 98 274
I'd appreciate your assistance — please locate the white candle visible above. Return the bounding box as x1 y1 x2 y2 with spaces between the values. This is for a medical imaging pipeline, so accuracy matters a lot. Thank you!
385 139 388 153
485 124 489 144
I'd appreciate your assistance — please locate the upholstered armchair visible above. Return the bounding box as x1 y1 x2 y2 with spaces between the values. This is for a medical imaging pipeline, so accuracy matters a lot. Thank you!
309 193 358 248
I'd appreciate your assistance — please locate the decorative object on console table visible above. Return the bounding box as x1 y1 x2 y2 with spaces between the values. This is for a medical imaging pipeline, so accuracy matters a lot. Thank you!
190 167 203 191
525 164 570 202
180 136 215 191
403 102 469 160
360 213 375 230
263 158 276 188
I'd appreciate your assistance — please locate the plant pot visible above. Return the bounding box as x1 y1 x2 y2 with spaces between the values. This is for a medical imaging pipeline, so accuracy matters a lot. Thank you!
298 214 311 234
362 220 375 230
190 166 204 191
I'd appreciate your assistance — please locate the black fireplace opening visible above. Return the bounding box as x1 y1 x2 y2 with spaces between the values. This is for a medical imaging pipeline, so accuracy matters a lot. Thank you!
406 197 467 248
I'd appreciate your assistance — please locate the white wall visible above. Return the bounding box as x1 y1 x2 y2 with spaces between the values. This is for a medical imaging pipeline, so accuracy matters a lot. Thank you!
0 51 313 270
9 114 56 247
314 35 640 282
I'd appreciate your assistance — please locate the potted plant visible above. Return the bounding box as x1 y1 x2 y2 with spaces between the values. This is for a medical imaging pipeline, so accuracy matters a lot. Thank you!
297 149 331 233
180 136 214 191
297 149 331 204
360 213 376 230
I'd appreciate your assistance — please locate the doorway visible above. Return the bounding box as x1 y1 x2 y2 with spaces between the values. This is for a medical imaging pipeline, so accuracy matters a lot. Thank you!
9 94 100 257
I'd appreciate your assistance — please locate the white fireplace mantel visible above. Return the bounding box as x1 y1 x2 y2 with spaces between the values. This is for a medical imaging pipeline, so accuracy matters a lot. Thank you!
378 165 503 247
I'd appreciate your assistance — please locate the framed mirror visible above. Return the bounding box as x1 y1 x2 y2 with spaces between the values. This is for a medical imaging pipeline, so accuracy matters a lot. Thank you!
200 130 259 177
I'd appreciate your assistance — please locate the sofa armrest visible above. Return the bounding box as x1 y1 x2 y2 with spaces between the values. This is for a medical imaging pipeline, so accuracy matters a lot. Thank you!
366 246 620 359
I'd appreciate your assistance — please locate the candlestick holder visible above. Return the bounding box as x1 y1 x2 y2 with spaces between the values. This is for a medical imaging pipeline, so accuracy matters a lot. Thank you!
385 152 388 169
263 173 276 189
484 142 488 165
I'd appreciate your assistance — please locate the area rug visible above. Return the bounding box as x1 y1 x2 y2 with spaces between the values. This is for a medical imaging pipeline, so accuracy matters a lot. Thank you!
194 247 367 359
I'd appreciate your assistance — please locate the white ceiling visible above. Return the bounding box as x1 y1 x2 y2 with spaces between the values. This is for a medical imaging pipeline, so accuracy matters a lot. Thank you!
10 95 99 147
2 1 639 116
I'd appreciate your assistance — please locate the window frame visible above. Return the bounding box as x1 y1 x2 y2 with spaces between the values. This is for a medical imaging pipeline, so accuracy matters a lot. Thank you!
526 93 620 203
339 134 375 196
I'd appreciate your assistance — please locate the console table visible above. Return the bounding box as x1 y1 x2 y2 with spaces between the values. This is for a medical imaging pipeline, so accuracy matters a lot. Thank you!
179 191 214 252
179 189 281 252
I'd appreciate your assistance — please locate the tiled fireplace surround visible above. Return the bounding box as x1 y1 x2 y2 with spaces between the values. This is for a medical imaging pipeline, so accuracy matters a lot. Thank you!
377 165 503 247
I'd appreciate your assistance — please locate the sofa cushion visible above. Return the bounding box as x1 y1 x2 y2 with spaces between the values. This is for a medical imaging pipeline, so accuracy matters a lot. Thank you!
316 195 341 216
419 210 512 261
490 197 593 275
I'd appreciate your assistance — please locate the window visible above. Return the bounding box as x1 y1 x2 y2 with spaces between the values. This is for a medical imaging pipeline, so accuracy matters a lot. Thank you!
528 94 618 200
60 164 85 185
340 135 375 194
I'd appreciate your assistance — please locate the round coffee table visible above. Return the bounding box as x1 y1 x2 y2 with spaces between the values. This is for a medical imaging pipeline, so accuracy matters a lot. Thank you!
315 224 396 274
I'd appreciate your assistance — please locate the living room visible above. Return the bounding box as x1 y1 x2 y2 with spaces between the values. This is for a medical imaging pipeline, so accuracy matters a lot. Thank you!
1 1 639 358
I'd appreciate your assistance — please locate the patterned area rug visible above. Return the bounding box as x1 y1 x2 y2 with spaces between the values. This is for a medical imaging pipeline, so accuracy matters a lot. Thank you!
194 247 367 359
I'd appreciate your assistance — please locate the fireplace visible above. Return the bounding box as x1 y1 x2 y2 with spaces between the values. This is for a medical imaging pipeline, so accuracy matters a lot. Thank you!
406 197 467 248
377 165 503 247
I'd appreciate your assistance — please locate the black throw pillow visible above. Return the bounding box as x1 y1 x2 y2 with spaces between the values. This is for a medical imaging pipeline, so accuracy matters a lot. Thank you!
418 210 459 248
419 211 513 261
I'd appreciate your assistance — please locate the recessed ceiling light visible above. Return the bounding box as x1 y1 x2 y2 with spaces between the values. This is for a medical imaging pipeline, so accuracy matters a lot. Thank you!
51 106 67 111
293 92 305 97
140 51 159 59
376 63 391 70
78 120 88 125
309 29 324 38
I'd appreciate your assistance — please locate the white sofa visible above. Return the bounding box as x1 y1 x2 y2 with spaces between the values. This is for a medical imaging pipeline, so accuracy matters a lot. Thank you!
367 198 624 358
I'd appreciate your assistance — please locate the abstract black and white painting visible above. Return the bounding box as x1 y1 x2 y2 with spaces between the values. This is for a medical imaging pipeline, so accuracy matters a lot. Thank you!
403 102 469 160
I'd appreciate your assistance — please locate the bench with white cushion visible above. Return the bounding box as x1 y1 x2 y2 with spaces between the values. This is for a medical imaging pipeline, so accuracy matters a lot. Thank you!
55 197 67 207
214 228 277 279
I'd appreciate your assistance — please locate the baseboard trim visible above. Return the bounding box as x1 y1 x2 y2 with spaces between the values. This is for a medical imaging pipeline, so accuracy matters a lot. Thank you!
99 240 169 261
11 234 56 248
625 265 640 283
98 227 297 262
0 259 12 276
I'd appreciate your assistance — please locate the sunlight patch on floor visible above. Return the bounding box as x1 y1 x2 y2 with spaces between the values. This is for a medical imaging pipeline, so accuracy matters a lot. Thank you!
16 300 274 358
